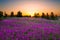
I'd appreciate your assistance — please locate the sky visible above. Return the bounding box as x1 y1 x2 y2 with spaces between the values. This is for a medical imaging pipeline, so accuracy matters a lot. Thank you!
0 0 60 16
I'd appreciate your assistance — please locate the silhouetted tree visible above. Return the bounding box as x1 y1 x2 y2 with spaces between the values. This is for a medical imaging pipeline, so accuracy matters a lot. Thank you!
16 11 22 17
0 11 3 17
46 13 49 19
4 12 8 17
0 11 3 20
34 13 36 17
10 11 14 17
50 12 55 20
41 12 46 18
55 14 58 20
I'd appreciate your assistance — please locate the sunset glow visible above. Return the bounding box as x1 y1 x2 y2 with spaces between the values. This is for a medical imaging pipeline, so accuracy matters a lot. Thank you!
21 2 40 16
0 0 60 16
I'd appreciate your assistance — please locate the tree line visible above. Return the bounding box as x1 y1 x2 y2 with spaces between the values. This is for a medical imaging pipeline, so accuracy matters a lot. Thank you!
34 12 58 20
0 11 58 20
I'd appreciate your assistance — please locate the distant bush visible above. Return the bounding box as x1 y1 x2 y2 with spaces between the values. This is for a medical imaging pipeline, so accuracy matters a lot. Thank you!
34 13 40 17
23 15 31 17
55 15 58 20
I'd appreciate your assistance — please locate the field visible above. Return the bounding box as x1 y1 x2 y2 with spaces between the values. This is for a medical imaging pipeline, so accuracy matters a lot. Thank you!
0 17 60 40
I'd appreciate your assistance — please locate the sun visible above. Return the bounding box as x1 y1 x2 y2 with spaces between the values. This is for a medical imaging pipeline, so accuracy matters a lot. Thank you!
28 9 39 17
20 2 40 16
27 9 36 16
22 6 39 17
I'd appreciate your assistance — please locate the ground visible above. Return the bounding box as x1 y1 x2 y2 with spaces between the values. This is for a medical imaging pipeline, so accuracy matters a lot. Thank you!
0 17 60 40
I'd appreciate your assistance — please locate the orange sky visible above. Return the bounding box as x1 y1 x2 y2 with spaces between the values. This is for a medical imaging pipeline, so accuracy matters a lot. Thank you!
0 0 60 16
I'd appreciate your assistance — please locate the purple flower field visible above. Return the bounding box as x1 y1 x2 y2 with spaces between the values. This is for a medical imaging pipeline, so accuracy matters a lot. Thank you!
0 17 60 40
